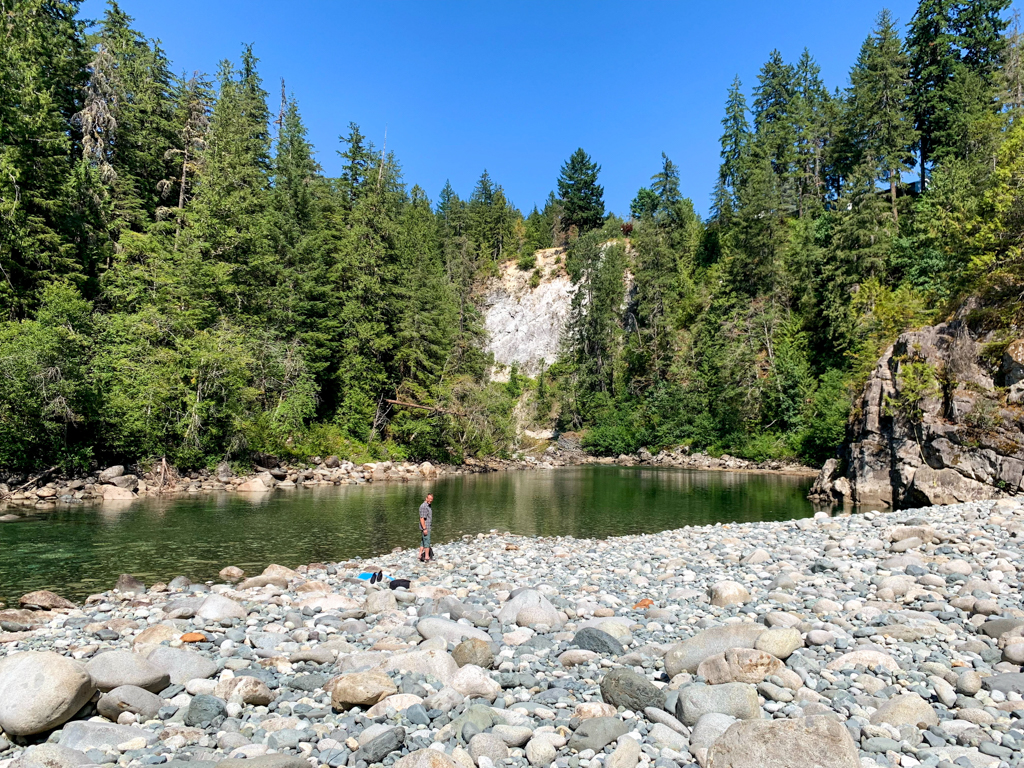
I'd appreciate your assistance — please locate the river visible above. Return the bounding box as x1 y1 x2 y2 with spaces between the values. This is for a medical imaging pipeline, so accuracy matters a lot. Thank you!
0 466 817 604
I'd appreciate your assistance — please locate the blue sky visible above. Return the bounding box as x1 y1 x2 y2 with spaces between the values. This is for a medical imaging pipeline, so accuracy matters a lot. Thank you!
81 0 965 217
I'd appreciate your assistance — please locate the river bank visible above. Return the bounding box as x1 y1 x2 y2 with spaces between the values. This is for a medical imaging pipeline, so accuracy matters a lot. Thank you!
2 497 1023 768
0 448 817 514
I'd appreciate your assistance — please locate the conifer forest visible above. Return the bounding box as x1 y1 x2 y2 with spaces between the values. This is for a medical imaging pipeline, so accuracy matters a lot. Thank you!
1 0 1022 474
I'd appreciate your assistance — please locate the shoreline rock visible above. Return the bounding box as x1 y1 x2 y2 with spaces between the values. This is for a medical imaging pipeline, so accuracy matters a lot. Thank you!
0 497 1023 768
0 450 818 514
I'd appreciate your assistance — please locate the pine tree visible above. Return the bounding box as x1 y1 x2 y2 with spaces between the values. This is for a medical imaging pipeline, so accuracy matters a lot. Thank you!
557 148 605 234
848 10 917 221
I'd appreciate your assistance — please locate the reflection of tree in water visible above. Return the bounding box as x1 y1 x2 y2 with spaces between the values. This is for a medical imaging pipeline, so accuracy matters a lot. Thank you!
0 467 814 604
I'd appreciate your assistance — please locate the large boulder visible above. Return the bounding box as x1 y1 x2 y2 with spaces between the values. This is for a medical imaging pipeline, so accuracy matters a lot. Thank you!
85 650 169 692
567 716 629 752
869 693 938 728
675 683 761 727
697 648 783 685
97 685 163 722
600 668 664 711
377 648 459 685
418 617 491 644
664 624 765 677
709 581 750 607
0 651 95 736
707 716 860 768
328 670 398 710
195 593 247 622
144 646 218 685
497 589 563 628
19 590 75 610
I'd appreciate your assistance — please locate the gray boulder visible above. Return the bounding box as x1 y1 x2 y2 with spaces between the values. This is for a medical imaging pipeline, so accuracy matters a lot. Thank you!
195 593 246 622
600 668 664 712
185 694 227 726
418 617 491 644
575 627 625 656
675 683 761 726
664 624 765 677
85 649 169 692
452 638 495 669
145 645 218 685
97 685 164 722
0 651 95 736
567 716 628 752
354 726 406 764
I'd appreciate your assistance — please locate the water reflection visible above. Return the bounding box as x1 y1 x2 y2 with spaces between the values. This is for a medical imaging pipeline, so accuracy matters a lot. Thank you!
0 466 815 604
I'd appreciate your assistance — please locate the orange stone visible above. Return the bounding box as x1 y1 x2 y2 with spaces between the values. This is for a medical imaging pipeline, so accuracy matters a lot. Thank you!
180 632 206 643
633 598 654 609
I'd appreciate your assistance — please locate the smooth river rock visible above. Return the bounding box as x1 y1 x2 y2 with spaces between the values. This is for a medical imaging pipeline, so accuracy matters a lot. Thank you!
0 651 95 735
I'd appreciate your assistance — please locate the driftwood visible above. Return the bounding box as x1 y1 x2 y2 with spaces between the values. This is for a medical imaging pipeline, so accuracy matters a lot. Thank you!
385 399 465 417
5 465 60 497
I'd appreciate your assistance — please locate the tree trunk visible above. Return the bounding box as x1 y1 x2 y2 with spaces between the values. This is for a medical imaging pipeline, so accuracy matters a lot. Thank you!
890 173 898 224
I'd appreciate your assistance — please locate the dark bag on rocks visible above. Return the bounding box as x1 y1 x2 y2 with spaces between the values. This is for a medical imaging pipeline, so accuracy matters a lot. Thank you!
389 578 411 590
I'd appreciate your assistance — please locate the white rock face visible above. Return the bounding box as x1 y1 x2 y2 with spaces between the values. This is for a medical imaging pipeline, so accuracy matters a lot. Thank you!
482 249 575 378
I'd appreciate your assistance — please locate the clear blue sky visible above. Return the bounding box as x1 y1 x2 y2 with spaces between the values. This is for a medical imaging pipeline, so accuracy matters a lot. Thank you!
81 0 961 217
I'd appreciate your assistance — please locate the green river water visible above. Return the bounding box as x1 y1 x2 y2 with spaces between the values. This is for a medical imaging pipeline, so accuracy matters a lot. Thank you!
0 466 817 605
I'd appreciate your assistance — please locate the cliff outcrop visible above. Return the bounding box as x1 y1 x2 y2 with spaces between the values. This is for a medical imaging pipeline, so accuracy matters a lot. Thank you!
482 248 574 378
811 321 1024 508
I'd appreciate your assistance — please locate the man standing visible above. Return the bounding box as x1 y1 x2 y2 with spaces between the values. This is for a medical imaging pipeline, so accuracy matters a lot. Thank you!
418 493 434 562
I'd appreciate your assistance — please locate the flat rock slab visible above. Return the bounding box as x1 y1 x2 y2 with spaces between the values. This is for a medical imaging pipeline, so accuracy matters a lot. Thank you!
707 716 860 768
58 721 158 751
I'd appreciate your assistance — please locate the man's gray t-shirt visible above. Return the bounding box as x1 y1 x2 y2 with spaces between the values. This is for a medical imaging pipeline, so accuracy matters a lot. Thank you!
419 501 432 531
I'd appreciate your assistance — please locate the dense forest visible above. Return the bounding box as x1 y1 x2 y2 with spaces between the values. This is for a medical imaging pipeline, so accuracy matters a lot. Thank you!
1 0 1022 474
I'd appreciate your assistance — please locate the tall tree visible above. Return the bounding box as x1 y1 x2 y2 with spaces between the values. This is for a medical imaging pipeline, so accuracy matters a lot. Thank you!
0 0 88 317
713 76 750 221
557 148 605 234
848 9 917 221
792 49 830 215
752 50 797 207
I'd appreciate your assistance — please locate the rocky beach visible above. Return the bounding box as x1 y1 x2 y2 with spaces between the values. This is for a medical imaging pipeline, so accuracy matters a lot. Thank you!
2 498 1024 768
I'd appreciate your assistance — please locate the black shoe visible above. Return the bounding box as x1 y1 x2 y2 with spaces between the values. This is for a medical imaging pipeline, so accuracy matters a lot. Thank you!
370 572 377 584
377 571 384 583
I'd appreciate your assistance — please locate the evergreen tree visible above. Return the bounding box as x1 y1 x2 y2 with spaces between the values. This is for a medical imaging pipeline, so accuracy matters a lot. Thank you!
752 51 797 206
338 122 374 210
557 148 605 234
792 49 830 215
0 0 88 317
187 45 273 314
630 188 659 220
848 10 917 221
714 75 750 221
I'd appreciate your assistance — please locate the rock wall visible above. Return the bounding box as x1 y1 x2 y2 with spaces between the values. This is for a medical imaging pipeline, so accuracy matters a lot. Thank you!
482 248 575 378
811 322 1024 508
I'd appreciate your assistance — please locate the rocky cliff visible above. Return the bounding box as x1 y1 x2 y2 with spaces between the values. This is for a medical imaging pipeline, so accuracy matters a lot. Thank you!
482 248 575 379
811 321 1024 508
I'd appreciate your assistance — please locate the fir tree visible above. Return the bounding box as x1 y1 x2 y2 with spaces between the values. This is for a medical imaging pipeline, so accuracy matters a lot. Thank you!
715 75 750 221
557 148 605 234
848 10 917 221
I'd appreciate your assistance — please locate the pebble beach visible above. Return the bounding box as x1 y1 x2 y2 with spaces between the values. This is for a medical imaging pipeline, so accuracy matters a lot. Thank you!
2 498 1024 768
